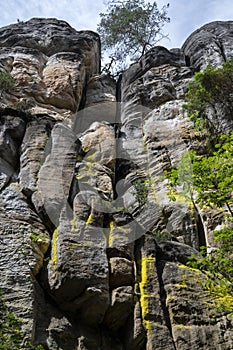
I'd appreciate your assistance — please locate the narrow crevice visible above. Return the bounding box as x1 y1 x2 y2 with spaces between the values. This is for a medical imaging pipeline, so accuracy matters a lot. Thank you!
215 39 227 62
185 55 191 67
194 206 207 248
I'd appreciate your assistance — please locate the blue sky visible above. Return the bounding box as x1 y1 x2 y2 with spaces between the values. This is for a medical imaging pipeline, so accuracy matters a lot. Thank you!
0 0 233 49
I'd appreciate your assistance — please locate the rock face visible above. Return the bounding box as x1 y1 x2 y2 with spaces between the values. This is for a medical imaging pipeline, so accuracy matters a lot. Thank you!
0 18 233 349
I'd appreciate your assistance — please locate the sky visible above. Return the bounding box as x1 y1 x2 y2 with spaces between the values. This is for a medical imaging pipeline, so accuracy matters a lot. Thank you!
0 0 233 49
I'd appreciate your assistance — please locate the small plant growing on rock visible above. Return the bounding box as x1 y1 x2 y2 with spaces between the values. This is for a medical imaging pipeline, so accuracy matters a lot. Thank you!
0 71 15 93
16 98 34 112
133 178 150 207
0 290 44 349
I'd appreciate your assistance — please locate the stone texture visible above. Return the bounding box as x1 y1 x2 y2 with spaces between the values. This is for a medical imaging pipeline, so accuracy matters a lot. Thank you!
182 21 233 71
161 262 233 350
109 257 134 289
104 286 134 332
0 112 26 168
136 235 175 350
19 115 55 196
0 183 50 343
32 122 80 227
0 18 100 120
0 18 233 350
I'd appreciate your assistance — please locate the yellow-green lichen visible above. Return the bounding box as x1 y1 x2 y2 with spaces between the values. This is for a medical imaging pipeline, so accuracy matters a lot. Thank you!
86 211 93 225
206 281 233 314
52 228 59 271
214 293 233 314
176 273 189 290
82 146 89 153
108 220 131 248
178 263 200 274
70 215 78 232
176 324 193 329
70 241 94 249
108 220 115 248
84 153 96 162
139 256 156 333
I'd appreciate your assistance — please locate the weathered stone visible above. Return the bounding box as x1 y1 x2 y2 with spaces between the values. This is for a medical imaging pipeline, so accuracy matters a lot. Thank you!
0 183 50 343
121 46 186 87
156 241 198 264
43 122 116 326
85 74 116 107
73 74 117 134
136 235 175 350
32 122 80 227
0 113 26 167
182 21 233 71
123 301 146 350
19 116 54 196
104 286 133 332
0 18 100 119
45 209 109 325
0 18 233 350
161 262 233 350
109 257 134 289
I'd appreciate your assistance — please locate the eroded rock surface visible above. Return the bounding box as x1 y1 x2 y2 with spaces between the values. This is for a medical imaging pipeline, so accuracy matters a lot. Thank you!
0 18 233 350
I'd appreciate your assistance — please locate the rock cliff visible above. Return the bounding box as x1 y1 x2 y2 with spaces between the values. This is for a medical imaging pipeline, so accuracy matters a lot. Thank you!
0 18 233 349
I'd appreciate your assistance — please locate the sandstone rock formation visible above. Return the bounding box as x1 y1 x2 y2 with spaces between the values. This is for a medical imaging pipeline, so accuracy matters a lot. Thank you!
0 18 233 349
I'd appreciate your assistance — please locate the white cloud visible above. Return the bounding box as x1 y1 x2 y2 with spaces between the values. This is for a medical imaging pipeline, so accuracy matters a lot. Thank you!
157 0 233 48
0 0 105 30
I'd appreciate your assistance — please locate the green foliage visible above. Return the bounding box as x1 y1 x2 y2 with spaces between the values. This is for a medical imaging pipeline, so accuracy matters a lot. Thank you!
16 98 34 112
188 226 233 283
165 133 233 215
192 132 233 213
97 0 170 75
165 134 233 312
29 233 47 243
167 59 233 314
183 59 233 145
0 290 44 349
133 178 150 207
187 226 233 314
0 71 15 93
164 151 194 202
153 229 173 241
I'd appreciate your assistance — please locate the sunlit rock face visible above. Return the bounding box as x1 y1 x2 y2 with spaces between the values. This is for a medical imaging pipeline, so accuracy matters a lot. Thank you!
0 18 100 120
0 18 233 349
182 20 233 71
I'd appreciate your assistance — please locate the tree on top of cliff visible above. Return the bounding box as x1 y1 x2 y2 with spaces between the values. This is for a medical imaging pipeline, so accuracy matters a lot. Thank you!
97 0 170 75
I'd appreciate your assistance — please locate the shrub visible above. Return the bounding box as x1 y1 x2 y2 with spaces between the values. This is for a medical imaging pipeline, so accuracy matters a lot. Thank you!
183 59 233 146
0 290 44 349
0 71 15 93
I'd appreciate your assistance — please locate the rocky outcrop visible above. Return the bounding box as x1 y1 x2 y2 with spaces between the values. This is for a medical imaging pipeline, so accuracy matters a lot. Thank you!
182 21 233 70
0 18 100 120
0 18 233 349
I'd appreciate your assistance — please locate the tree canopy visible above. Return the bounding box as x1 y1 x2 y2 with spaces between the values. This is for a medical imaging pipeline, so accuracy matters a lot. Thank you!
183 59 233 146
97 0 170 75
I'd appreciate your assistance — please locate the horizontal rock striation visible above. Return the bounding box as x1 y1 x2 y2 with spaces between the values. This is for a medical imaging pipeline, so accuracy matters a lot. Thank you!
0 18 233 349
